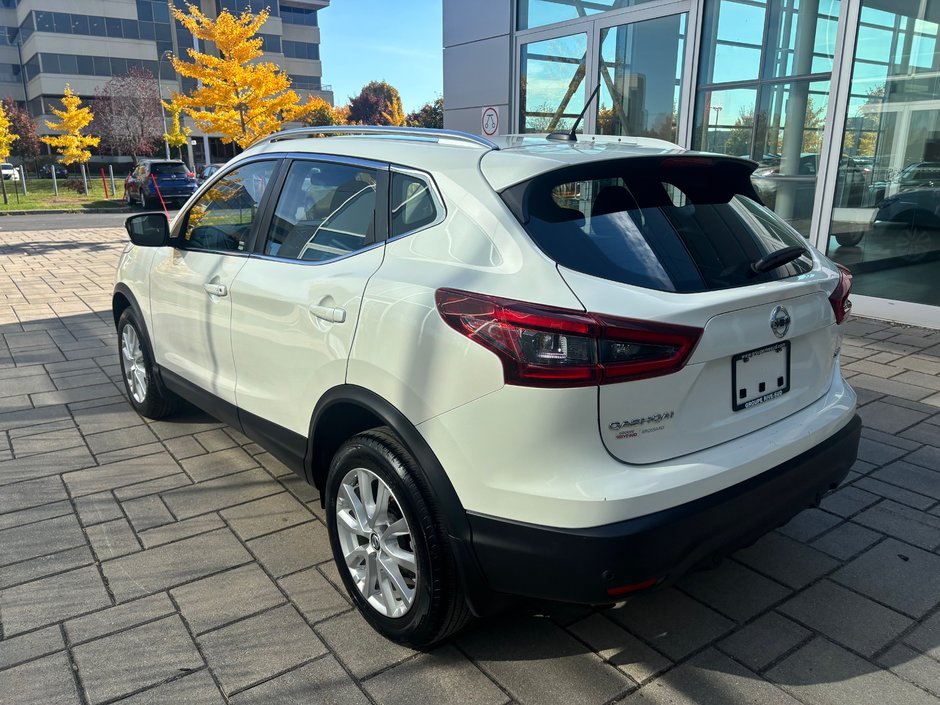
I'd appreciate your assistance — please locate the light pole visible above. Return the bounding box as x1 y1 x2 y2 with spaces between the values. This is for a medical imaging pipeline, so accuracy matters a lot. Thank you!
157 50 174 159
711 106 722 151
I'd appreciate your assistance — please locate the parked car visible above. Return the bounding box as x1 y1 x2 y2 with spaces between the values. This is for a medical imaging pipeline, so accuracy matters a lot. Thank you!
39 163 68 179
196 162 226 184
126 159 198 209
1 163 20 181
872 187 940 261
114 126 860 648
896 161 940 191
751 153 867 217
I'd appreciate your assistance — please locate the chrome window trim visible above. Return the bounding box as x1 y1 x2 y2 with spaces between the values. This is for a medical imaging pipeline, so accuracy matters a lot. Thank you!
387 165 447 242
249 240 385 267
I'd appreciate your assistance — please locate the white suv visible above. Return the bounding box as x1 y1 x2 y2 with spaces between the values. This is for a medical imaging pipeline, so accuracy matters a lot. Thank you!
113 127 861 647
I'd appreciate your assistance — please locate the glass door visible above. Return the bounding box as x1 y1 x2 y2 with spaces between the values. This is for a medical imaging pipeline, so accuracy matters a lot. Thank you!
514 1 693 139
595 12 689 143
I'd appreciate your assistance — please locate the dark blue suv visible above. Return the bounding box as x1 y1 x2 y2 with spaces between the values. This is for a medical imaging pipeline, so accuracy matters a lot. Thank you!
127 160 198 209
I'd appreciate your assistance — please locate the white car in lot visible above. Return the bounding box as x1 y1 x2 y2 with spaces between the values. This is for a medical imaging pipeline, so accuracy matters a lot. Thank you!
113 126 860 647
1 162 20 181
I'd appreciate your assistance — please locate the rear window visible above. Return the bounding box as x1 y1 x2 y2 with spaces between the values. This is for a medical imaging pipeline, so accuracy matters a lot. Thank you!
150 162 189 176
502 157 814 293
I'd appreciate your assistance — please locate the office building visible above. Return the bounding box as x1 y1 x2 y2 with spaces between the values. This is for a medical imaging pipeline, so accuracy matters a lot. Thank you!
0 0 332 167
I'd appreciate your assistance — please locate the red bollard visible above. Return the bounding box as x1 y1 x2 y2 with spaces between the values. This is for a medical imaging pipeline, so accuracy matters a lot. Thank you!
100 168 109 200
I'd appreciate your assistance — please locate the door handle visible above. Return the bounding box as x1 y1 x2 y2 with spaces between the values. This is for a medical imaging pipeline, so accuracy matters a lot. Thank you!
309 304 346 323
203 283 228 297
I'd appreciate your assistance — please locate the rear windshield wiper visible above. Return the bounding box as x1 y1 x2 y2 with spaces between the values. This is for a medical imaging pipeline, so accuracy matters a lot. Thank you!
750 246 807 275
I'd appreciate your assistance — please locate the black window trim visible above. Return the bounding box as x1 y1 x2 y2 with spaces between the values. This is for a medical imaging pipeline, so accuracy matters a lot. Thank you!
172 155 284 257
249 153 390 266
387 164 446 242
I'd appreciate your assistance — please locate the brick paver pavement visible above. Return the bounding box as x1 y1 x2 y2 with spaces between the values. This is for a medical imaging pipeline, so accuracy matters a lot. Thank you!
1 227 939 705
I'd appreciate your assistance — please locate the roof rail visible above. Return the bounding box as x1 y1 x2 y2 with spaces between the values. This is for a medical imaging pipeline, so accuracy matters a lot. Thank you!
251 126 500 150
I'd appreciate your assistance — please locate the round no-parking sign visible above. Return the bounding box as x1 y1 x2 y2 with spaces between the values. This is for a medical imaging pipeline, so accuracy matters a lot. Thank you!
482 106 499 136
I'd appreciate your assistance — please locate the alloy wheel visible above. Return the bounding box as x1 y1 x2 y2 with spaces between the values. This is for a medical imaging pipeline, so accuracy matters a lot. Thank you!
121 325 148 404
335 467 418 617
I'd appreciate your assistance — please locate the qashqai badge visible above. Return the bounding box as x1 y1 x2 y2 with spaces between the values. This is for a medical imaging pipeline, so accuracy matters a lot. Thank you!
770 305 791 338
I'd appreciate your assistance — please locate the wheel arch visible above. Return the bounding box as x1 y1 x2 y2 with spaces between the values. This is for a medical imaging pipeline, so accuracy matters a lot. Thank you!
306 385 468 536
112 283 148 333
307 384 499 615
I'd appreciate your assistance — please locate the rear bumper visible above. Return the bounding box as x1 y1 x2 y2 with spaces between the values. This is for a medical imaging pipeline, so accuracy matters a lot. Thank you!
466 413 860 605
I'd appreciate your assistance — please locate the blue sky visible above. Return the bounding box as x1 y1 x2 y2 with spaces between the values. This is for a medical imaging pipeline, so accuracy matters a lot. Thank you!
318 1 443 114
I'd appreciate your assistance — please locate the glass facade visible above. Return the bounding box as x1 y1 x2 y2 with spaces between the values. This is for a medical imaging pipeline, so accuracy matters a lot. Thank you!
507 0 940 320
597 14 687 142
280 4 318 26
826 0 940 308
518 0 658 30
519 33 587 132
283 40 320 60
693 0 842 236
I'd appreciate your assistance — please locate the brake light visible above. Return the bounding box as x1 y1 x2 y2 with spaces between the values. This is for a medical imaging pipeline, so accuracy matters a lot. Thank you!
435 289 702 387
828 264 853 324
187 172 196 178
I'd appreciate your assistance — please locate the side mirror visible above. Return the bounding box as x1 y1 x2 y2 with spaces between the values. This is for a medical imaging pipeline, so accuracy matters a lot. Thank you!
125 213 170 247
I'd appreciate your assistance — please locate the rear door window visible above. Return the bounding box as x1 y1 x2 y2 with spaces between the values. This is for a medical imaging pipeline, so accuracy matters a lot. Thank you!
503 157 814 293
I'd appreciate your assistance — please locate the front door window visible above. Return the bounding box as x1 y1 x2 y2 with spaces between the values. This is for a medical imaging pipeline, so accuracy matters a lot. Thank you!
182 160 275 252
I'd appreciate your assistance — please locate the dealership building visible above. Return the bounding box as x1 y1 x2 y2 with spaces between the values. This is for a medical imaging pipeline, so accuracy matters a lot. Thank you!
0 0 332 167
443 0 940 327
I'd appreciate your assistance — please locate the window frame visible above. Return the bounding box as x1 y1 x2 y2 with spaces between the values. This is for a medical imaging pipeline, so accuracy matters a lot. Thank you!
388 165 446 241
250 153 390 266
172 156 283 257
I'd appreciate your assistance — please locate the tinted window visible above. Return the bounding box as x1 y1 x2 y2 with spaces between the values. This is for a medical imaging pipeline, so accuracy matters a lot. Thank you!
263 160 377 262
182 161 274 252
390 171 439 237
150 162 188 175
504 157 813 293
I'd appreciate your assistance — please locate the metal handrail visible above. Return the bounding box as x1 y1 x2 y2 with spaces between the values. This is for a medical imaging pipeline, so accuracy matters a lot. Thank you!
251 126 500 150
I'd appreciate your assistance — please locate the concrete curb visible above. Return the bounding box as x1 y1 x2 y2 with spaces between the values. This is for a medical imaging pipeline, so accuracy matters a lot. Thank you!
0 207 132 216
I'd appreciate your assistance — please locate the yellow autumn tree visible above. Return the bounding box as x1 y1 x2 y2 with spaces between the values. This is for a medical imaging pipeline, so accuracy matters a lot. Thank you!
41 86 99 165
302 96 345 127
0 101 18 162
163 102 192 159
167 3 315 149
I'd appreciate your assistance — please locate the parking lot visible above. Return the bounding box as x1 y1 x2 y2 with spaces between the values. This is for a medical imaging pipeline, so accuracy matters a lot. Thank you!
1 225 939 705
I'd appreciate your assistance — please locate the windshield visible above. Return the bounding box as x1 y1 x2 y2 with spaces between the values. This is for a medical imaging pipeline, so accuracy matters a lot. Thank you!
501 157 814 293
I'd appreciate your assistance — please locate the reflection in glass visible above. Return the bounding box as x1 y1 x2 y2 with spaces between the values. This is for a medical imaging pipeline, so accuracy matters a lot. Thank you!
827 0 940 307
519 33 587 133
695 0 839 236
596 14 687 142
518 0 657 31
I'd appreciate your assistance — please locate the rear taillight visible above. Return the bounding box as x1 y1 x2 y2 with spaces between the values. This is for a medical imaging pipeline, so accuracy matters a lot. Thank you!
828 264 853 324
435 288 702 388
187 172 196 178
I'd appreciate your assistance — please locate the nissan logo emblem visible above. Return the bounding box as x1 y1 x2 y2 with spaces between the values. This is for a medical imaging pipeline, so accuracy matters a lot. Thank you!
770 305 791 338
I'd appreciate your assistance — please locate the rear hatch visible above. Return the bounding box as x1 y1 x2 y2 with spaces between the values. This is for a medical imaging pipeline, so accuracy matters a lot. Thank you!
500 155 843 464
150 162 196 195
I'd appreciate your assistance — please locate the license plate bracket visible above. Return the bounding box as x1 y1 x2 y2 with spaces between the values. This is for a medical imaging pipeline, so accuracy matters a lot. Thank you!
732 341 790 411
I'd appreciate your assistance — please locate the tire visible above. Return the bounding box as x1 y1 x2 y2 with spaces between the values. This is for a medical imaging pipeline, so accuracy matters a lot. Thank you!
325 427 471 648
117 308 182 419
836 232 864 247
